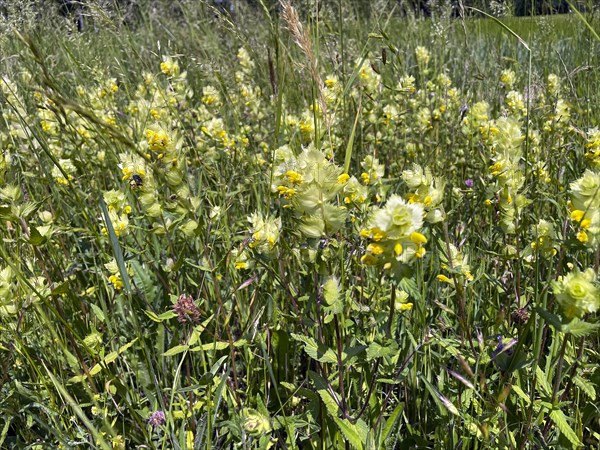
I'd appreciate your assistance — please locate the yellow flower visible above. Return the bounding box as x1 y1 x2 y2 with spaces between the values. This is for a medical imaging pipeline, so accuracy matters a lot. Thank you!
371 228 386 241
337 173 350 184
571 209 586 224
160 57 180 77
248 212 281 254
437 274 454 285
361 254 378 265
406 193 419 204
410 232 427 244
415 46 431 66
285 170 303 184
108 275 123 290
145 128 171 153
324 76 338 88
367 243 385 255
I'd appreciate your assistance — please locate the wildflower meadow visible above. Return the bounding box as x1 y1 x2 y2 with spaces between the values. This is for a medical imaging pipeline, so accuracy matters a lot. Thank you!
1 0 600 448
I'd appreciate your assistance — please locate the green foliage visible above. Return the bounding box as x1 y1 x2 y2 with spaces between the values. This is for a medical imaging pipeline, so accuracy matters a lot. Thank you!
1 1 600 449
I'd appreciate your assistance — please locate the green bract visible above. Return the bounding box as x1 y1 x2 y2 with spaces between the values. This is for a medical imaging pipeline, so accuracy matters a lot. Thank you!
553 268 600 319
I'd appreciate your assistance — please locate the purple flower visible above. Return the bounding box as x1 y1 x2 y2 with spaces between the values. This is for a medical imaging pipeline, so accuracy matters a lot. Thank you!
464 178 474 188
148 410 166 427
492 336 517 359
173 294 201 324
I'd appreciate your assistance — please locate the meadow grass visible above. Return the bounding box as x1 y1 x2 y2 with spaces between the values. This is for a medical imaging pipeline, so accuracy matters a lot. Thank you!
1 1 600 448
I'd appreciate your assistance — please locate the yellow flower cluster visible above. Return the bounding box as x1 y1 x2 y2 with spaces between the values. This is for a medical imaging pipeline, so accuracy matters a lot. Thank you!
360 195 428 269
101 190 133 238
528 220 558 259
402 164 445 223
51 159 76 186
356 57 381 93
500 69 516 89
273 146 347 238
570 169 600 246
105 259 127 290
553 268 600 319
482 116 529 234
584 127 600 167
160 56 180 78
248 212 281 254
437 244 474 286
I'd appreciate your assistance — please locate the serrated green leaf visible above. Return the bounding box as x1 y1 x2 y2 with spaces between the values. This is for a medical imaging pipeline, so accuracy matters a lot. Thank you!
573 375 596 400
511 384 532 406
309 371 340 417
130 259 159 302
0 206 16 221
380 402 404 443
563 319 600 337
535 366 552 397
291 333 337 364
280 381 295 391
323 277 340 307
333 417 364 450
90 304 105 322
399 278 421 301
28 226 47 246
233 339 248 348
50 281 69 296
366 340 398 361
20 200 44 219
318 389 339 418
550 408 582 448
343 345 367 363
299 216 325 238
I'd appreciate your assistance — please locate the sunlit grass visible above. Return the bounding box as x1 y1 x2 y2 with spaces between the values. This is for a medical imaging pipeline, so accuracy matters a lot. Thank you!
1 1 600 449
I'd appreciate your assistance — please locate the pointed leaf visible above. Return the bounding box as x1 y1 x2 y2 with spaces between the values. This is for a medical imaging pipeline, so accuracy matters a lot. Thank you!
291 333 337 364
563 319 600 337
163 344 189 357
535 307 563 329
535 366 552 397
333 417 364 450
366 340 398 361
573 376 596 400
380 402 404 444
550 408 583 448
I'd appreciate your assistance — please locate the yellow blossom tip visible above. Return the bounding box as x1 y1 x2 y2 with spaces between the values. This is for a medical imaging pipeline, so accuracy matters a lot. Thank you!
437 274 454 284
410 232 427 245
